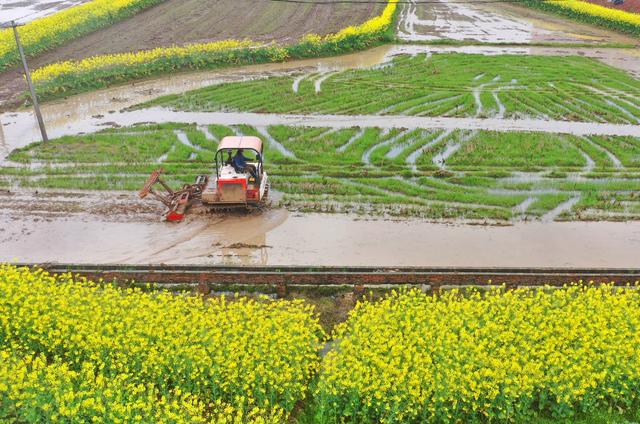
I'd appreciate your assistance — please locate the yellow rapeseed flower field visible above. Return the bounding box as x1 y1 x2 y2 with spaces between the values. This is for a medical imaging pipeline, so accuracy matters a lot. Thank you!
0 0 165 69
0 264 324 423
31 0 398 86
31 40 256 83
325 0 398 43
316 287 640 423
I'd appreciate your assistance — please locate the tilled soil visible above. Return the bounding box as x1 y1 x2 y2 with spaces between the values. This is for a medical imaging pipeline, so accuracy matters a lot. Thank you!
0 0 382 109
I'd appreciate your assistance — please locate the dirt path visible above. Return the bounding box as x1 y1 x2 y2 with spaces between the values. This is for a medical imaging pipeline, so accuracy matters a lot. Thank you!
0 0 382 109
1 190 639 266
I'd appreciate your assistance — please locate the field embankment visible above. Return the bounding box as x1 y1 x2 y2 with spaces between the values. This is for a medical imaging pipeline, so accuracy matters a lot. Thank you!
25 0 397 102
0 0 386 109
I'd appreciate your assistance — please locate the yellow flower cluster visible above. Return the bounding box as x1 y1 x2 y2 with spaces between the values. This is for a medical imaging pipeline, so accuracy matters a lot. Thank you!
0 265 323 423
31 0 398 85
325 0 398 43
0 350 208 423
316 286 640 423
31 40 255 83
0 0 164 68
546 0 640 27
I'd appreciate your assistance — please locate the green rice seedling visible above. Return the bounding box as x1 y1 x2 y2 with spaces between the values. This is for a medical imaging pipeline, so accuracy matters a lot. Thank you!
144 54 640 124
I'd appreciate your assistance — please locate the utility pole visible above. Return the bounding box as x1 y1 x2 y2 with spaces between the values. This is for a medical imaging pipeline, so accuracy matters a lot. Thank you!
3 20 48 143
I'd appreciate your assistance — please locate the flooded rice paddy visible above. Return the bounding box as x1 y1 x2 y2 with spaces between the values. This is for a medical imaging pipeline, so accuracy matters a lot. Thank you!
1 0 639 267
2 44 639 153
3 108 640 157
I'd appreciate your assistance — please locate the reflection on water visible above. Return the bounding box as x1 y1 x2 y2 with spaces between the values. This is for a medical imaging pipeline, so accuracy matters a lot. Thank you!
2 207 640 267
1 44 639 155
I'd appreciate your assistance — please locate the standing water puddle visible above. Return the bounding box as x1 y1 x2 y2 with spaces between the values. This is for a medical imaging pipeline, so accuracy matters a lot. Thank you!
1 205 640 267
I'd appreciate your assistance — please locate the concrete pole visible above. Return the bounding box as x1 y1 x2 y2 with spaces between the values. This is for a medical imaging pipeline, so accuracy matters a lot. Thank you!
10 20 48 143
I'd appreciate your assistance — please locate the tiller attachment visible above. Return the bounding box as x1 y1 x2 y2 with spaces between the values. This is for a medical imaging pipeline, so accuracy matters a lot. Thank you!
139 169 208 222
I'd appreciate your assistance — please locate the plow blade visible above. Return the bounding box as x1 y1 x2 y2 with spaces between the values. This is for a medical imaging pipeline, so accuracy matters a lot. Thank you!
139 168 208 222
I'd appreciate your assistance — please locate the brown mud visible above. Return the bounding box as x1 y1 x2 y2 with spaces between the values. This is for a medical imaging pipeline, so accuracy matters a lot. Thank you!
1 190 639 267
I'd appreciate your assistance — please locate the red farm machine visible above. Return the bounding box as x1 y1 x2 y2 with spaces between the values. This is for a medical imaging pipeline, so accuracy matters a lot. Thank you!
139 136 269 221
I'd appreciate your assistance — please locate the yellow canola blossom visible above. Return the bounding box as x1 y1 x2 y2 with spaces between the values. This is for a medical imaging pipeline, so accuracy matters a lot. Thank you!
545 0 640 27
0 350 208 423
325 0 398 43
31 0 398 84
32 40 255 83
0 0 165 68
316 286 640 423
0 264 324 423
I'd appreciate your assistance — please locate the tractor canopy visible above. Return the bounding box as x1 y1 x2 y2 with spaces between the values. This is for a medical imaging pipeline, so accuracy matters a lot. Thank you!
217 136 263 153
214 136 265 179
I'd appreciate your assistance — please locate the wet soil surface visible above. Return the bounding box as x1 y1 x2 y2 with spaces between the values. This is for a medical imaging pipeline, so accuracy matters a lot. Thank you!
0 0 381 109
1 189 639 266
397 0 638 44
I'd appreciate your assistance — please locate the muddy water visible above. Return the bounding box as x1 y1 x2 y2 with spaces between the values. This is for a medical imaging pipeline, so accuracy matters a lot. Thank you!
0 0 89 23
2 203 640 266
0 45 391 148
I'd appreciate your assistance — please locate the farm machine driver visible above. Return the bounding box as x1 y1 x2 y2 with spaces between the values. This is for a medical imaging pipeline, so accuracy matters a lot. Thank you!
139 136 269 222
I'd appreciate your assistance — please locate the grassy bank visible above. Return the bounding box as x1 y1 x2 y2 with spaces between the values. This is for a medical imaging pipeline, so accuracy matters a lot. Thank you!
3 123 640 222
